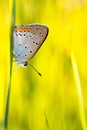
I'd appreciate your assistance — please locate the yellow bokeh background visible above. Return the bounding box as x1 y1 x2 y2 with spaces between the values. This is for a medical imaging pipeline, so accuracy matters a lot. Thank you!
0 0 87 130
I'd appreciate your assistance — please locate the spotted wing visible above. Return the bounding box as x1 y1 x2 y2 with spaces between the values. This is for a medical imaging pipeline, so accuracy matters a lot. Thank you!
13 24 49 64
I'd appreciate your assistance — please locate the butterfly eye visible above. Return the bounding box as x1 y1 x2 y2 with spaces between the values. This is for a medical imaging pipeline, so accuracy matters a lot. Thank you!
23 62 28 67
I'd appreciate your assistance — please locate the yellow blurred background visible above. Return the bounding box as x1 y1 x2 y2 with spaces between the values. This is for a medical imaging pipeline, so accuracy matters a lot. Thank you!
0 0 87 130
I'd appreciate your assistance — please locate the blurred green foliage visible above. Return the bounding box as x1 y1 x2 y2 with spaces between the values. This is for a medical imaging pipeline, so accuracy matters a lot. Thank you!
0 0 87 130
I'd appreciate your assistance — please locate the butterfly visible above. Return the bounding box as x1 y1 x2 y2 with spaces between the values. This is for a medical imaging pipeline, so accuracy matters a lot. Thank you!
13 24 49 67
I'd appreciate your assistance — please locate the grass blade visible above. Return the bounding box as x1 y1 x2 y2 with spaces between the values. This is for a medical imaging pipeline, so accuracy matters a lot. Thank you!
71 49 87 130
4 0 16 129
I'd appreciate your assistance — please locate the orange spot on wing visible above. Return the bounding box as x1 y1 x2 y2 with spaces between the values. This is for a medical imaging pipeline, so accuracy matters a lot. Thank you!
37 29 46 43
15 27 35 33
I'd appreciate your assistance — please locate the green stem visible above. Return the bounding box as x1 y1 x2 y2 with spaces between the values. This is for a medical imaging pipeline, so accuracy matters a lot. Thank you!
4 83 11 129
4 0 16 129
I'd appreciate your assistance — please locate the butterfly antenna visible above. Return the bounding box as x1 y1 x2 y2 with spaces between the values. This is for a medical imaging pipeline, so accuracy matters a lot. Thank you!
29 63 42 76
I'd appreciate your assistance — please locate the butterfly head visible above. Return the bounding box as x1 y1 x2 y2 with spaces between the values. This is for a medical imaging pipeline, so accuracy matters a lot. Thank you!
22 62 28 67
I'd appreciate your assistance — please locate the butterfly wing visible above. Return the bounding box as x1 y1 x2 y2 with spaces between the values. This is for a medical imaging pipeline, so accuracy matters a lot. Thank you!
13 24 49 65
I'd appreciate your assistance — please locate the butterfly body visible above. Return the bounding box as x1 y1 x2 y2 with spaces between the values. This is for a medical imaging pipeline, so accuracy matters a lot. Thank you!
13 24 49 66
